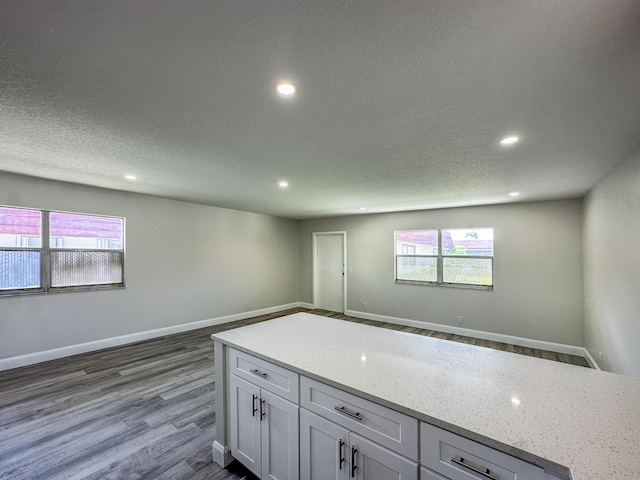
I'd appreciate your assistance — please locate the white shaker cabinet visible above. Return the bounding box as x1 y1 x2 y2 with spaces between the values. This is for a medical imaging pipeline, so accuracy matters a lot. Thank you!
352 433 418 480
212 315 588 480
300 409 418 480
299 373 419 480
229 374 262 474
300 408 349 480
421 423 545 480
229 371 299 480
420 467 450 480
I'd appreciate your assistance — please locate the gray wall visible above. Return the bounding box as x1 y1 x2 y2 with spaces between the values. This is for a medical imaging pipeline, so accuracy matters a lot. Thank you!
300 200 584 346
0 172 299 359
584 148 640 377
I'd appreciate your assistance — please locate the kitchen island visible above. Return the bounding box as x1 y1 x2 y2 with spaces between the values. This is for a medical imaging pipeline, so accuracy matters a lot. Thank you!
211 312 640 480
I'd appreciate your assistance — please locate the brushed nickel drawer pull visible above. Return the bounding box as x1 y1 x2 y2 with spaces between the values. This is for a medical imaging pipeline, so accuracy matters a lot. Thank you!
250 368 268 379
451 457 499 480
335 405 363 421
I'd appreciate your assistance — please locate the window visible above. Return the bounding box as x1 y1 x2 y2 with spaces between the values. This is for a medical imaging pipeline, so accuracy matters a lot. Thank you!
395 228 493 288
0 207 42 291
395 230 438 283
0 206 124 294
401 244 416 266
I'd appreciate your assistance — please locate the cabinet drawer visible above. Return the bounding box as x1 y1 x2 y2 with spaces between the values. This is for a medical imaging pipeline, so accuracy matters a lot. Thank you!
301 376 418 461
421 423 544 480
229 348 299 403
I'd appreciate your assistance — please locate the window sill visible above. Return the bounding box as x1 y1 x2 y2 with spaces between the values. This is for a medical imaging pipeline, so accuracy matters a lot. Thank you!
395 280 493 291
0 284 126 297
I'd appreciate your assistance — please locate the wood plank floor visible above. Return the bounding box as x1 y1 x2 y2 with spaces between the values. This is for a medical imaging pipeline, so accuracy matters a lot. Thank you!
0 308 589 480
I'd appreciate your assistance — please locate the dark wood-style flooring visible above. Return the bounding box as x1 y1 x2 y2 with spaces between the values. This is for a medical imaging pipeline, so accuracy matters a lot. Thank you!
0 308 589 479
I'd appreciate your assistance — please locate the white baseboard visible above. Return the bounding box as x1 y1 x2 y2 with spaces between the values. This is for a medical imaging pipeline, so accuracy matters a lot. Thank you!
212 441 233 468
0 302 306 372
582 348 601 370
1 303 594 372
345 309 588 359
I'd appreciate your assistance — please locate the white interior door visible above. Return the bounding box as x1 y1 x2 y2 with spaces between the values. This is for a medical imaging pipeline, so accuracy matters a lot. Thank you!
315 233 345 313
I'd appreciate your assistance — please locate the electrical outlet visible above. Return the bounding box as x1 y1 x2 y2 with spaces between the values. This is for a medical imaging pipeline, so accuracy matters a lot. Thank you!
245 302 250 310
457 315 463 324
363 302 367 310
599 352 603 363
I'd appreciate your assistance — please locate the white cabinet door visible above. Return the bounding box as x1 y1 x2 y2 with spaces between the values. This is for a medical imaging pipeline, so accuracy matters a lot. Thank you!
421 467 450 480
300 409 350 480
230 374 262 477
261 389 299 480
231 374 300 480
351 433 418 480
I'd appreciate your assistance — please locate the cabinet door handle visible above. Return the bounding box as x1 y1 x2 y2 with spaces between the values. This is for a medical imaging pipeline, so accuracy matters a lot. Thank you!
351 446 358 478
335 405 363 422
250 368 268 379
252 394 258 417
451 457 499 480
338 439 345 470
260 398 266 420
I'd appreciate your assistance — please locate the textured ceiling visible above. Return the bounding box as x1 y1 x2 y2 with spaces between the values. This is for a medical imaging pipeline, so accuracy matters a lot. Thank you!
1 1 639 219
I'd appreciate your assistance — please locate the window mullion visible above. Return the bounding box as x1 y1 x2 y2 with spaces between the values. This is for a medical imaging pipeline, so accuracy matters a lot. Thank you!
437 229 443 284
42 210 50 291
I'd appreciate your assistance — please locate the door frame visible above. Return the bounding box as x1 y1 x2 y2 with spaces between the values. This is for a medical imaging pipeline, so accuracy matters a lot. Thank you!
312 231 347 313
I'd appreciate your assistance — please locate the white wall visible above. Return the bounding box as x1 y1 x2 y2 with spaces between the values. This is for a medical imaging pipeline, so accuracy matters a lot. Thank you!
299 200 584 346
4 171 613 370
0 172 299 360
584 148 640 377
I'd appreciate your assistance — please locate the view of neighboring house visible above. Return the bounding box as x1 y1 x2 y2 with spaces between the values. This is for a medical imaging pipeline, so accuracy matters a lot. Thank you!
0 206 123 290
395 228 494 286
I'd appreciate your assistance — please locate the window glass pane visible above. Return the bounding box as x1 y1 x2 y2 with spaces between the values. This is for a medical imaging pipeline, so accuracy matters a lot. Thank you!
0 250 41 290
401 244 415 254
50 212 123 249
0 207 42 248
51 251 123 287
396 256 437 283
396 230 438 255
442 228 493 256
443 257 493 286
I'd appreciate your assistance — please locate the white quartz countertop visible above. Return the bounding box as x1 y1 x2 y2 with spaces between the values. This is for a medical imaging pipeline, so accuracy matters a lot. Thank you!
212 312 640 480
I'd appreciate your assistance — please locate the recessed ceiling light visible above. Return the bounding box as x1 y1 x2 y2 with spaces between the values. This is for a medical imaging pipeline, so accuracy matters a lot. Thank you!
279 181 288 188
275 82 296 96
509 192 520 196
500 136 520 146
359 207 366 211
125 175 137 181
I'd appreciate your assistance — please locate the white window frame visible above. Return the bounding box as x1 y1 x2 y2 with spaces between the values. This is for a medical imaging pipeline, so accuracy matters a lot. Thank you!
0 206 125 296
394 228 493 290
